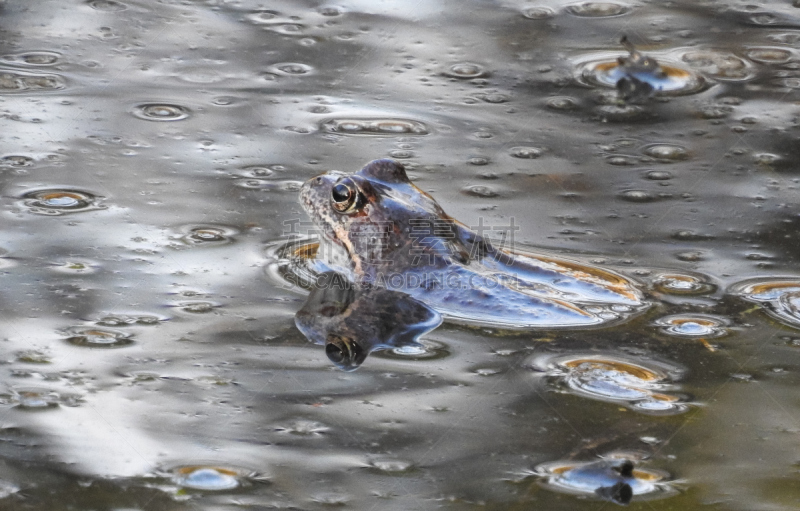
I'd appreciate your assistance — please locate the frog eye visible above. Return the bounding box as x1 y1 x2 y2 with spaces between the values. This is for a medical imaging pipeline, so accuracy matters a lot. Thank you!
330 178 360 213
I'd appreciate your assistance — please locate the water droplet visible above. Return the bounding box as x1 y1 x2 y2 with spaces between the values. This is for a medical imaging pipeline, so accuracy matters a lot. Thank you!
656 314 728 337
21 189 102 215
731 279 800 329
180 225 237 246
443 62 487 79
546 96 579 110
87 0 127 10
462 185 498 198
320 118 429 136
522 6 556 19
468 156 490 165
169 466 244 491
746 47 793 64
642 144 689 162
132 103 190 121
618 190 656 203
65 327 134 348
270 62 313 75
0 69 66 92
510 146 545 159
565 2 630 17
527 353 688 414
653 273 715 295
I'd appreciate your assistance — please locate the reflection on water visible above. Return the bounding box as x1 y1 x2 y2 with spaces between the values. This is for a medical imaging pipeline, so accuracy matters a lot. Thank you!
295 272 442 370
2 0 800 508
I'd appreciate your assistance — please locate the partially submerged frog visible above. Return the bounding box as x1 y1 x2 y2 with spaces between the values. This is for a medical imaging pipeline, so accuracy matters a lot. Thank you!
298 159 647 329
616 36 667 102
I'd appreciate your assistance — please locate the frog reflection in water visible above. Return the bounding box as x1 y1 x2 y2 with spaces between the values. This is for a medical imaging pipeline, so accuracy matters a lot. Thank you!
295 271 442 371
297 159 647 354
616 35 667 102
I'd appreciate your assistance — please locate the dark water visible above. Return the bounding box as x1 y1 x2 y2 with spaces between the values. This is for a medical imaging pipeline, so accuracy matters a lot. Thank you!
2 0 800 509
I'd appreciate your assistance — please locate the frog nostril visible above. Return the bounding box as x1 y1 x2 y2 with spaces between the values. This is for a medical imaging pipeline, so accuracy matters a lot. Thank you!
315 176 323 184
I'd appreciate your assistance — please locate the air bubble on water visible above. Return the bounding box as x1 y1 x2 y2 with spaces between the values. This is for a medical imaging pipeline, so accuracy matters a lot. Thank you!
0 69 66 92
443 63 487 79
274 419 330 436
367 458 414 474
526 353 688 414
373 340 450 361
175 301 219 314
653 273 715 295
462 185 499 198
656 314 728 338
166 465 256 491
64 327 134 348
132 103 190 121
510 146 545 159
1 155 34 167
618 190 656 202
320 118 429 136
21 189 103 215
1 51 61 66
179 225 238 246
50 260 98 274
682 50 754 80
565 2 631 17
87 0 127 10
642 144 689 162
746 47 794 64
730 279 800 329
269 62 314 75
645 170 673 180
522 6 556 19
388 149 414 159
546 96 580 110
605 155 637 166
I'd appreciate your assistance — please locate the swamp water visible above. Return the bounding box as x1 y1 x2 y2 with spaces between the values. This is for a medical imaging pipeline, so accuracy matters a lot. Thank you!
1 0 800 509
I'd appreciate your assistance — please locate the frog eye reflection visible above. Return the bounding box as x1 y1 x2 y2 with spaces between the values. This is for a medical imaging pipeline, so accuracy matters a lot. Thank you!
331 178 359 213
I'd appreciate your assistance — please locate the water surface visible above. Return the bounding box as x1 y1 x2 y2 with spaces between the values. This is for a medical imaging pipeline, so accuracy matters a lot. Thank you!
1 0 800 509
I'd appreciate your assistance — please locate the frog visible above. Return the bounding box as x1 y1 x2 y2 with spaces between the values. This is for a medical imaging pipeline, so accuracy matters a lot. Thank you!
298 159 647 329
615 35 668 102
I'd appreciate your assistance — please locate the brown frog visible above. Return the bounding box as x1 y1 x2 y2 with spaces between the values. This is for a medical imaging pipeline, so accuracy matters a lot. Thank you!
299 159 647 328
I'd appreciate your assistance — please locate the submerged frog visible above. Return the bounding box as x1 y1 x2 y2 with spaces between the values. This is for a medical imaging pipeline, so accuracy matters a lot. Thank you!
298 159 647 329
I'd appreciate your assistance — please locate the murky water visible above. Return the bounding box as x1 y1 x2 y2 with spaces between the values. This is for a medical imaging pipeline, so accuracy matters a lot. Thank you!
2 0 800 509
